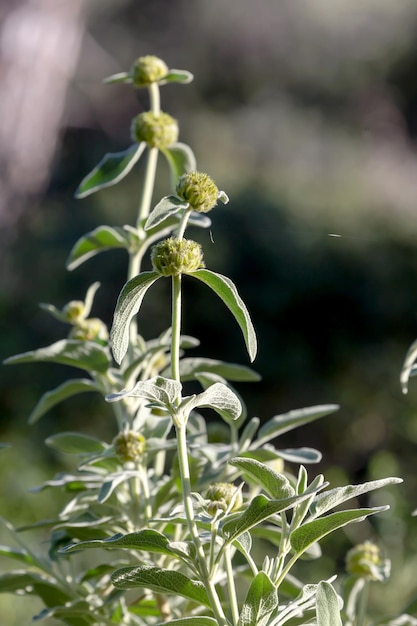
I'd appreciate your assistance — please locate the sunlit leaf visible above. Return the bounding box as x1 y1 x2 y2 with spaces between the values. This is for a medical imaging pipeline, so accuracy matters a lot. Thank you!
75 143 146 198
256 405 339 446
111 565 210 606
45 432 106 455
163 357 260 382
145 195 189 231
103 71 132 84
0 546 35 565
181 382 242 423
229 457 295 499
5 340 110 373
107 375 181 409
28 379 98 424
238 572 278 626
110 272 161 364
316 581 343 626
161 142 197 186
400 338 417 394
190 269 257 362
161 69 194 84
66 226 131 270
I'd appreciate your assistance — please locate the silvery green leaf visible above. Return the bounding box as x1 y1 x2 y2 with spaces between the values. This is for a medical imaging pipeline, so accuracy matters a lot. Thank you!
110 271 161 364
316 581 343 626
181 382 242 423
5 340 110 373
45 432 107 455
155 619 216 626
145 195 189 230
290 507 389 557
400 338 417 393
103 71 132 84
60 529 181 558
160 69 194 84
309 477 402 519
111 565 211 606
161 142 196 186
275 447 322 464
0 546 35 566
66 226 131 270
238 572 278 626
28 379 98 424
190 269 257 362
229 457 295 499
107 376 181 409
256 405 339 446
75 143 146 198
38 303 69 323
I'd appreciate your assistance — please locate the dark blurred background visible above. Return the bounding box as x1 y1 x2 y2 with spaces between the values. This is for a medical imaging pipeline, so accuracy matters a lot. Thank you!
2 0 417 622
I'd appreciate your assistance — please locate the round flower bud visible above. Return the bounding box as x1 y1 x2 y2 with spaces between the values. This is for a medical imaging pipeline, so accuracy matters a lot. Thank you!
131 111 178 149
131 55 168 87
346 541 390 582
151 238 204 276
206 482 243 515
69 318 108 342
63 300 86 324
113 431 146 463
176 171 219 213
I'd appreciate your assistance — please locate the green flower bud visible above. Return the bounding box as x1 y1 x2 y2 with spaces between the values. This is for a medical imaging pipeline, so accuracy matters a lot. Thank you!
346 541 390 582
113 431 146 463
151 237 204 276
206 482 242 515
62 300 86 324
176 171 220 213
131 111 178 149
69 318 108 342
131 55 168 87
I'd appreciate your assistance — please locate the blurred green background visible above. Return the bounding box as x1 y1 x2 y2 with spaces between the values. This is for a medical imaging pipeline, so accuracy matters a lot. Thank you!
2 0 417 622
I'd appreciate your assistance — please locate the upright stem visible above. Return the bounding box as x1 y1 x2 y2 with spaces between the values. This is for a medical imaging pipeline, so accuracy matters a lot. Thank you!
171 274 182 382
356 579 369 626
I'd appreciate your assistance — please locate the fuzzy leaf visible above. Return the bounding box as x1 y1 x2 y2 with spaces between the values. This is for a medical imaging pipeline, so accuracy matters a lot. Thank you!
66 226 131 270
401 338 417 394
28 379 98 424
156 619 216 626
182 382 242 423
238 572 278 626
316 581 343 626
60 530 180 558
190 269 257 362
163 357 260 382
161 69 194 84
103 71 132 84
275 447 322 464
229 457 295 499
309 477 402 519
0 546 35 565
5 340 110 373
107 375 181 408
75 143 146 198
161 142 197 186
256 405 339 446
111 565 210 606
45 432 106 454
110 272 161 363
145 195 189 231
290 507 388 556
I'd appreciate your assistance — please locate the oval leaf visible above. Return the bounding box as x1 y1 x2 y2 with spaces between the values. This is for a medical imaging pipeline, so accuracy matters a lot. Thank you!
75 143 146 198
111 565 210 607
182 382 242 423
161 142 197 186
190 269 257 362
256 405 339 446
28 379 98 424
66 226 130 270
316 581 343 626
238 572 278 626
61 530 177 557
110 272 160 364
162 357 260 382
5 340 110 373
229 457 295 499
145 195 189 231
161 69 194 84
45 432 106 454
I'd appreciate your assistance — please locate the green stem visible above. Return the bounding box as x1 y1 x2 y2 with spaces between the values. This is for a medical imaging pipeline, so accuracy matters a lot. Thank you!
225 545 239 626
356 579 369 626
171 274 182 382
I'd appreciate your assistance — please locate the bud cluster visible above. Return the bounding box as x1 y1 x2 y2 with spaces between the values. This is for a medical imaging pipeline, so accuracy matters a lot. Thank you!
206 482 243 515
131 55 168 87
176 171 219 213
151 238 204 276
113 431 146 463
131 111 178 149
345 541 390 582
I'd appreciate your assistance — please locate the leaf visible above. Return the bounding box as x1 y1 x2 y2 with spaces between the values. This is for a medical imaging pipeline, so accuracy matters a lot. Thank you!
98 471 139 503
0 570 71 607
400 338 417 393
60 529 181 558
161 69 194 84
229 457 295 499
75 143 146 198
222 491 317 545
28 379 98 424
181 382 242 423
66 226 131 270
275 447 322 464
107 375 181 409
0 545 35 565
190 269 257 362
45 432 106 454
256 405 339 446
103 71 132 84
309 477 402 519
161 142 197 186
290 507 389 556
238 572 278 626
145 195 189 231
316 581 343 626
5 340 110 373
111 565 210 606
163 357 260 382
156 619 216 626
110 271 161 363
